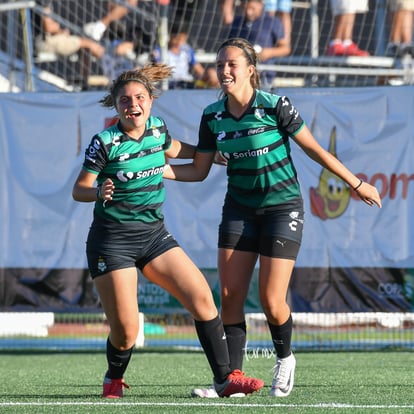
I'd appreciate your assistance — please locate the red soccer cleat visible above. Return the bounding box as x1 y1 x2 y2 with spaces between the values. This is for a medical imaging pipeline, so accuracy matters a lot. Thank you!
102 377 130 398
214 369 264 397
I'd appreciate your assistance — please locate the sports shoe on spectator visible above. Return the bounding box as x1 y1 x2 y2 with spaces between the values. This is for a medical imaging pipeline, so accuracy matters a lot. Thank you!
102 377 130 398
400 45 413 57
385 43 399 58
327 41 369 57
270 353 296 397
385 43 413 58
344 42 369 56
326 42 345 56
84 20 106 41
213 369 264 397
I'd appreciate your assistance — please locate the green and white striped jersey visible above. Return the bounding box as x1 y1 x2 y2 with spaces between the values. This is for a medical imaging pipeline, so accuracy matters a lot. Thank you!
83 116 171 223
198 90 305 209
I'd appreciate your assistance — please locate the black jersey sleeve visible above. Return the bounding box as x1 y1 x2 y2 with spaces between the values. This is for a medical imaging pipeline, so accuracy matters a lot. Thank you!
275 95 305 136
163 126 172 151
82 134 108 174
197 113 217 152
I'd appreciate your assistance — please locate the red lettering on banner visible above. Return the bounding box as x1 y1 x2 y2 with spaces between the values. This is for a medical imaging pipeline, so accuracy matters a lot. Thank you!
351 173 414 200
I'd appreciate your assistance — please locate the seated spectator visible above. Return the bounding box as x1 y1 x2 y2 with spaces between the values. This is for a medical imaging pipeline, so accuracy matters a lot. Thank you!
35 1 105 61
99 2 158 81
195 64 220 89
152 23 206 89
228 0 290 89
326 0 370 56
223 0 292 49
385 0 414 58
83 0 138 42
265 0 293 49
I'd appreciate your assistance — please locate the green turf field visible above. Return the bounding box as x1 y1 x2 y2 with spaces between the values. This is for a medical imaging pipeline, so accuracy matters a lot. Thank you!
0 350 413 414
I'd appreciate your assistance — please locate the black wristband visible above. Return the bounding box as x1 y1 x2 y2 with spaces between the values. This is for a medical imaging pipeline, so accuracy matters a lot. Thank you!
353 179 363 191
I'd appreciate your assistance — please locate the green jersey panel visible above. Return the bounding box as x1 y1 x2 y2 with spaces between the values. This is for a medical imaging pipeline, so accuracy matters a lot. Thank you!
198 90 305 209
83 116 171 223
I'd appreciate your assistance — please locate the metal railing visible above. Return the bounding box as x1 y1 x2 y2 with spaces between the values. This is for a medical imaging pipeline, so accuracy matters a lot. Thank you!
1 0 413 92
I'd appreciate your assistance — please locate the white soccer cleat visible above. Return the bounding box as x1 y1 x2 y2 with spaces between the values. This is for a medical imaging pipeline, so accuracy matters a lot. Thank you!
191 383 246 398
83 21 106 41
191 385 219 398
270 353 296 397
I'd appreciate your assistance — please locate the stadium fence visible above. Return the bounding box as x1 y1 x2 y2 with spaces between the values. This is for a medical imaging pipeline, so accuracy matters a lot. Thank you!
0 310 413 351
1 0 414 91
0 0 413 352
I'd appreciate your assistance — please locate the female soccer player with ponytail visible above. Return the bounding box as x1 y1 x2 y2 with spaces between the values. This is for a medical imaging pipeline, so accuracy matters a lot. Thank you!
72 63 264 399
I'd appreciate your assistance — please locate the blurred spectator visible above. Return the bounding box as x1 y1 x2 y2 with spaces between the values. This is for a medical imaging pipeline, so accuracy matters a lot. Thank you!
265 0 292 48
222 0 292 48
228 0 290 89
35 1 105 60
83 0 138 42
385 0 414 58
222 0 236 25
195 64 220 89
326 0 370 56
99 1 158 81
152 23 210 88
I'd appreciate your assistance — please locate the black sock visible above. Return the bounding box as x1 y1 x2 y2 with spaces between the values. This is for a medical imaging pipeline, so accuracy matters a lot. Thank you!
224 321 246 371
194 315 231 384
268 314 293 359
105 337 133 379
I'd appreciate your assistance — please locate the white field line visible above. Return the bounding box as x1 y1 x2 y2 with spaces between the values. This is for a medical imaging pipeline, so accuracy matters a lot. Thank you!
0 402 414 409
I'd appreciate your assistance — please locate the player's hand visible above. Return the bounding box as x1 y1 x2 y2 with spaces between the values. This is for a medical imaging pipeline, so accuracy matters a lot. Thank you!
213 151 227 166
355 181 382 208
99 178 115 201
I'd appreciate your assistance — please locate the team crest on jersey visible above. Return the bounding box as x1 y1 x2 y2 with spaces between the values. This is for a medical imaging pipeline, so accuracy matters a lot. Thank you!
152 126 161 139
254 106 265 119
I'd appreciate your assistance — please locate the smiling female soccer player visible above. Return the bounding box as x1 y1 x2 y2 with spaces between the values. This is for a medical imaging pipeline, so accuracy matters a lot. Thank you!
163 38 382 398
72 63 264 399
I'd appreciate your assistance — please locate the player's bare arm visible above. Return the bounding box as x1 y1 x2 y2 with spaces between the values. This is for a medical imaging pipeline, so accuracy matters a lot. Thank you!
292 125 382 208
163 151 216 181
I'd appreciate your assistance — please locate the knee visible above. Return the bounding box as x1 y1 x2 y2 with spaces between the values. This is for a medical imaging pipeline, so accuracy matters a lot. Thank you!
110 323 139 350
221 288 245 310
261 300 290 324
191 291 217 321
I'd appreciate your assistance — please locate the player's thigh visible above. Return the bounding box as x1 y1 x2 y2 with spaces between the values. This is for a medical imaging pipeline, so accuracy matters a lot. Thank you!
219 247 257 302
143 247 217 320
218 248 258 323
94 267 139 329
258 256 295 308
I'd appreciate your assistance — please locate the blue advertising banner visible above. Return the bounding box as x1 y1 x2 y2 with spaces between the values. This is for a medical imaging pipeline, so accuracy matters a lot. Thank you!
0 87 413 311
